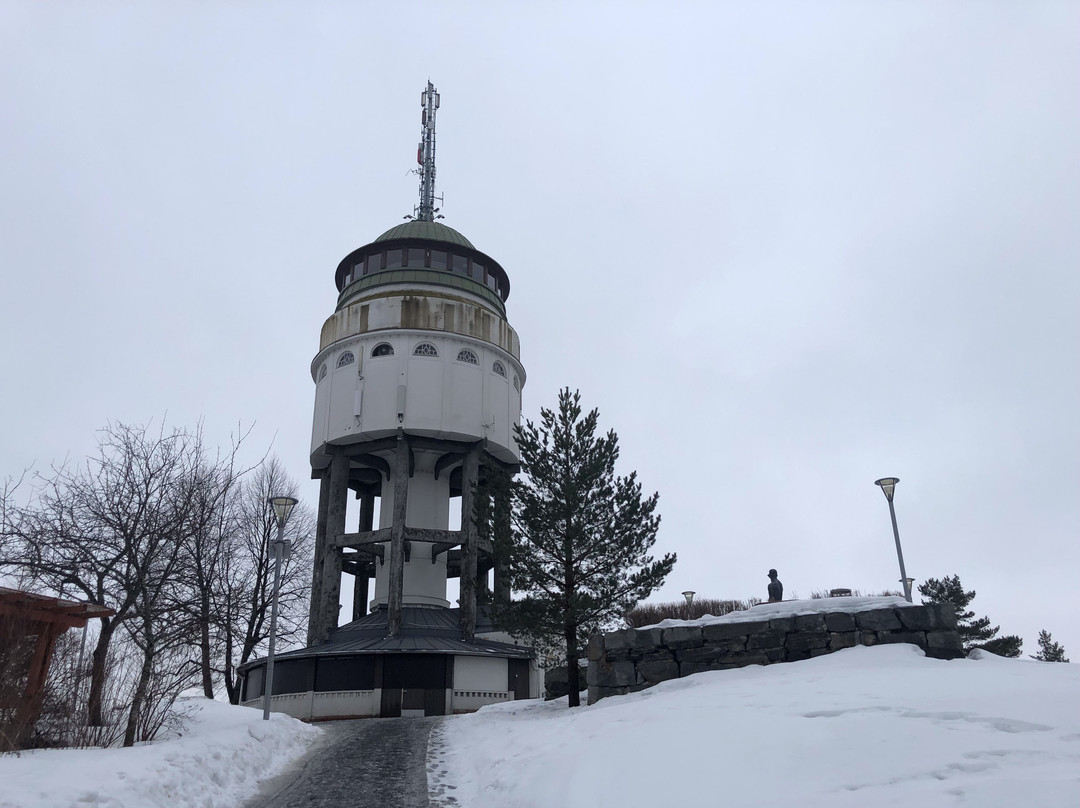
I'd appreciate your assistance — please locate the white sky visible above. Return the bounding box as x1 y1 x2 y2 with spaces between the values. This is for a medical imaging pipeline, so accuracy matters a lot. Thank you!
1 3 1077 655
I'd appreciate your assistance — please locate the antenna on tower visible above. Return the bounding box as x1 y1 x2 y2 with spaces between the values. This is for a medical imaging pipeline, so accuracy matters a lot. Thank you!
412 80 444 222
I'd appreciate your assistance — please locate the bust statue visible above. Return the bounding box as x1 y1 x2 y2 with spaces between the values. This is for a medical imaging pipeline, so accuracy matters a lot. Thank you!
767 569 783 602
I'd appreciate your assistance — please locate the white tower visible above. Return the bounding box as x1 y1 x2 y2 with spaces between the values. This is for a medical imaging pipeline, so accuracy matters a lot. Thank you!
307 82 525 645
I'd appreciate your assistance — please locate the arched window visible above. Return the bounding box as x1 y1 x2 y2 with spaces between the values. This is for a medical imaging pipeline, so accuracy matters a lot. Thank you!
456 348 479 365
371 343 394 357
513 374 520 391
337 352 355 368
318 364 327 381
492 360 506 378
413 342 438 357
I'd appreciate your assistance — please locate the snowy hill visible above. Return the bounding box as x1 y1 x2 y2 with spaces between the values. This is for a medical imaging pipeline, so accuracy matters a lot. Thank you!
433 645 1080 808
0 701 318 808
1 646 1076 807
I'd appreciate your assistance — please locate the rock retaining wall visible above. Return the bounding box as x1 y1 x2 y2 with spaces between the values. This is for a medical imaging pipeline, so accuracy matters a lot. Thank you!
587 602 964 704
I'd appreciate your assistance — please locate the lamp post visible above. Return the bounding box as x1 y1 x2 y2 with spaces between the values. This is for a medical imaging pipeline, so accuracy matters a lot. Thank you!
682 590 696 621
874 478 912 603
263 495 298 720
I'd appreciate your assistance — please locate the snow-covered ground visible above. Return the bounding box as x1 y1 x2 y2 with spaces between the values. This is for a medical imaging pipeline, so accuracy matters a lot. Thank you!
3 634 1077 808
0 700 319 808
433 644 1080 808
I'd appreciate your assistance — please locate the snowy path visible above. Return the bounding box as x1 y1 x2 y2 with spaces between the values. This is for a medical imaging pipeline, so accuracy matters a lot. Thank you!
245 717 438 808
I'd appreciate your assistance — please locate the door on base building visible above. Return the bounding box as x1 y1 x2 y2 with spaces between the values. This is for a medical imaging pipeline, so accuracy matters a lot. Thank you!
380 686 402 717
508 658 530 700
379 654 450 717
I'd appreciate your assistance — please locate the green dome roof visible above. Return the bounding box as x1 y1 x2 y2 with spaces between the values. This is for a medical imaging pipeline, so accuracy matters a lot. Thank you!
373 220 474 250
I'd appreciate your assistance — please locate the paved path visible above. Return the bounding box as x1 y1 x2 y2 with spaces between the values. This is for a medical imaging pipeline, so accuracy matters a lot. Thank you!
247 717 440 808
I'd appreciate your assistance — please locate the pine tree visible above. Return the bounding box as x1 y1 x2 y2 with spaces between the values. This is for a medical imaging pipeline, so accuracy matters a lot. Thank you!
1031 630 1069 662
501 388 676 707
917 574 1022 657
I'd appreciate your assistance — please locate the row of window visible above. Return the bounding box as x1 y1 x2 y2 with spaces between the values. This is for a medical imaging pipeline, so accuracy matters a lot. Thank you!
318 345 517 388
342 247 506 297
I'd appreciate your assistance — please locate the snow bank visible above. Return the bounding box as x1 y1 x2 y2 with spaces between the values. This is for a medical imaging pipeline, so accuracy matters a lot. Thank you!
646 595 917 628
0 699 319 808
434 645 1080 808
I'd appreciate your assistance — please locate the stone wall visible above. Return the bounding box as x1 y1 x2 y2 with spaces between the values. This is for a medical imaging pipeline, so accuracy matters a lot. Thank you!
587 602 964 704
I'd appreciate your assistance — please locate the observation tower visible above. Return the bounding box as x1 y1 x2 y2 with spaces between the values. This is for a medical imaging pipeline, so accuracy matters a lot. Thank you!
240 83 538 719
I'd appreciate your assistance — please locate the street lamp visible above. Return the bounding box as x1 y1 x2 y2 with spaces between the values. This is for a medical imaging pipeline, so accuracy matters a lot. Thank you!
262 495 298 720
682 590 696 620
874 477 912 603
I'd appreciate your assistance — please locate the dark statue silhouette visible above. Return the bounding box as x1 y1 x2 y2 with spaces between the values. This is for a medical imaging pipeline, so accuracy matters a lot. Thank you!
767 569 783 602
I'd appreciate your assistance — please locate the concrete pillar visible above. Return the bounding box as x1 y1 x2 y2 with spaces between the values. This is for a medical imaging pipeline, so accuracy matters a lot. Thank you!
460 445 481 639
387 437 409 636
352 573 369 622
359 490 375 532
312 448 348 645
307 470 332 645
493 484 512 607
351 491 375 621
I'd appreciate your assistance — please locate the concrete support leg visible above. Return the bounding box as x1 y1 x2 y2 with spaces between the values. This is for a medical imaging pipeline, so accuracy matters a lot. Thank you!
352 573 369 622
307 470 333 645
312 448 348 645
387 437 410 637
493 485 512 607
351 491 375 621
460 445 481 639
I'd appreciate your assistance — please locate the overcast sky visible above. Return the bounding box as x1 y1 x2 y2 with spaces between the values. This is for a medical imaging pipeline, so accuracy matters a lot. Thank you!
2 2 1077 656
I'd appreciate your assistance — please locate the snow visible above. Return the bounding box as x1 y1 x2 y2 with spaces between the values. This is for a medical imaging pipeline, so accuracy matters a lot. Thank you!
646 595 919 629
4 642 1077 807
433 645 1080 808
0 699 319 808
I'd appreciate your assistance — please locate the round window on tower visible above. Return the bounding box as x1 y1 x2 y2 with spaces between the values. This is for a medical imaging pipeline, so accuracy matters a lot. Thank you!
492 360 506 378
318 364 327 381
456 348 479 365
413 342 439 357
337 352 355 368
371 343 394 357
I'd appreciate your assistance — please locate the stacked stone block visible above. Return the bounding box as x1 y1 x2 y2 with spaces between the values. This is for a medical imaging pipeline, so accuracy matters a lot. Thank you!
587 603 964 704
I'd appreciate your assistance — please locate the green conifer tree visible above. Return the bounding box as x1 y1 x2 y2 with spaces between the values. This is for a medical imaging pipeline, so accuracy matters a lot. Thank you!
917 574 1022 657
1031 629 1069 662
500 388 676 707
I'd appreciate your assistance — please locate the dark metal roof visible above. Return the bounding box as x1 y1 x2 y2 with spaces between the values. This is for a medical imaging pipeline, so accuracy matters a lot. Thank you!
240 605 532 670
373 221 475 249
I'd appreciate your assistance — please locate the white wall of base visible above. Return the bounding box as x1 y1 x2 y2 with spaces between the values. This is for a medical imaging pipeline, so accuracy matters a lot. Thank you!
450 690 512 713
454 655 507 691
242 690 378 721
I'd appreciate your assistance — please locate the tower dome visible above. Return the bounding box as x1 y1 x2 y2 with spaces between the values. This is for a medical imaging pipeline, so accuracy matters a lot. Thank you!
373 220 474 248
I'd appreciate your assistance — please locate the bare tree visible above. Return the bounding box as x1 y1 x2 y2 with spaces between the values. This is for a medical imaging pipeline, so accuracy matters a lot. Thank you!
216 458 313 704
0 424 314 742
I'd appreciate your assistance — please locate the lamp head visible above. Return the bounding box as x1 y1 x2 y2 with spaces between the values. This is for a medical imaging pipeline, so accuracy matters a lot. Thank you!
268 496 299 528
681 590 695 606
874 477 900 503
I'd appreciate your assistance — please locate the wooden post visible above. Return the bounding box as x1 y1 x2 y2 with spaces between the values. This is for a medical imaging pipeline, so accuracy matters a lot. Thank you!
460 445 481 639
387 436 410 636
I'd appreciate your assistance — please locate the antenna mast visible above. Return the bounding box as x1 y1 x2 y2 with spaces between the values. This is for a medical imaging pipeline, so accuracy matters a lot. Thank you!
415 80 441 222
